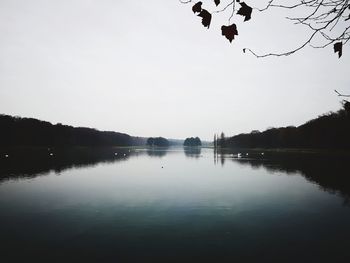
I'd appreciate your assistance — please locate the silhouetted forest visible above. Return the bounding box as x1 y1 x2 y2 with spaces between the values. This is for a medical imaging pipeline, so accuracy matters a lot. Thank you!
219 101 350 149
0 114 146 147
184 137 202 146
147 137 170 147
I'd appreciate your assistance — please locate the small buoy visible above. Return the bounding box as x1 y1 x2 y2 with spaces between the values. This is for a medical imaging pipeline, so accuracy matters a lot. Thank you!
261 152 264 156
246 153 249 156
50 153 53 156
161 166 164 168
114 153 118 156
5 154 9 158
123 153 126 156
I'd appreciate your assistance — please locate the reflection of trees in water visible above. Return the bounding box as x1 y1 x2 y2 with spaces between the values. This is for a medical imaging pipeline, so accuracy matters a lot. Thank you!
146 148 169 158
0 147 175 182
184 147 201 158
3 147 350 206
213 148 226 166
214 149 350 204
0 147 135 182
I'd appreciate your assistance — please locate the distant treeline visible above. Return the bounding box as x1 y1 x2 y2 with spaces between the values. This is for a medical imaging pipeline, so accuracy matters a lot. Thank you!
219 101 350 149
0 114 146 147
147 137 170 147
184 137 201 146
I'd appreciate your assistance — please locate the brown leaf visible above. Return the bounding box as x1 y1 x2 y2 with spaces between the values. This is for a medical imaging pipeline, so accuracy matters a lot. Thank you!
334 42 343 58
214 0 220 6
221 24 238 43
237 2 252 21
192 2 202 14
198 9 212 28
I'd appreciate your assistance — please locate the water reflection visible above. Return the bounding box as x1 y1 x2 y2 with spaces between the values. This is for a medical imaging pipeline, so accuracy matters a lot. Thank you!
0 147 176 181
1 147 350 205
183 146 201 158
214 149 350 204
146 147 168 158
0 147 133 181
1 147 350 262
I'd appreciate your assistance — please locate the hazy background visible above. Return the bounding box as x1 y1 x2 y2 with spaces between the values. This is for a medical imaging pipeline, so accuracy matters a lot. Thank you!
0 0 349 140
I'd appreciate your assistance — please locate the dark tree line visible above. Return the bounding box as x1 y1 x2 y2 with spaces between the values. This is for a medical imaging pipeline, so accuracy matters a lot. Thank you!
184 137 202 146
0 114 138 147
213 132 226 148
219 101 350 149
147 137 170 147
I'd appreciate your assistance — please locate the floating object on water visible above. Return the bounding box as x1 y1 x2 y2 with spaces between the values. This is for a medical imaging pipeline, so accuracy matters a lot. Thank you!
49 153 54 156
232 153 242 158
114 153 118 156
161 166 164 168
123 153 126 156
246 153 249 156
5 154 9 158
261 152 264 156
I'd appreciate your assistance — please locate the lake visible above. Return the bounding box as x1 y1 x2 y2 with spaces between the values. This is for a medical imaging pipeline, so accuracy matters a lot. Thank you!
0 147 350 262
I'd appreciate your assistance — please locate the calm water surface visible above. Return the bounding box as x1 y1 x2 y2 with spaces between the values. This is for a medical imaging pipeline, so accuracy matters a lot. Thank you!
0 148 349 262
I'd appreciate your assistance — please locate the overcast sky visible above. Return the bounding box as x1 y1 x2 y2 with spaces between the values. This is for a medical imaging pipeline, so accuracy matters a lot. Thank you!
0 0 349 140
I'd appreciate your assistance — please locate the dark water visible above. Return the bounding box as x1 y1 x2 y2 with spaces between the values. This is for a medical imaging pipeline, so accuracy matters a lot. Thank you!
0 147 350 262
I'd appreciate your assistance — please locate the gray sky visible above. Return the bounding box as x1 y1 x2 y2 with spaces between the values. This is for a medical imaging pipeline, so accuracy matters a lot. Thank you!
0 0 349 140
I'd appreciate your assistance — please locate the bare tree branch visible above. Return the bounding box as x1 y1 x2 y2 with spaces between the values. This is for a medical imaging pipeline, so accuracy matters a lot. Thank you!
335 90 350 97
180 0 350 58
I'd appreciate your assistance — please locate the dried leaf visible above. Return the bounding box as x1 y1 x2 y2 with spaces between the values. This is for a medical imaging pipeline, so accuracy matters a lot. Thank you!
237 2 252 21
334 42 343 58
221 24 238 43
198 9 212 28
192 2 202 14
